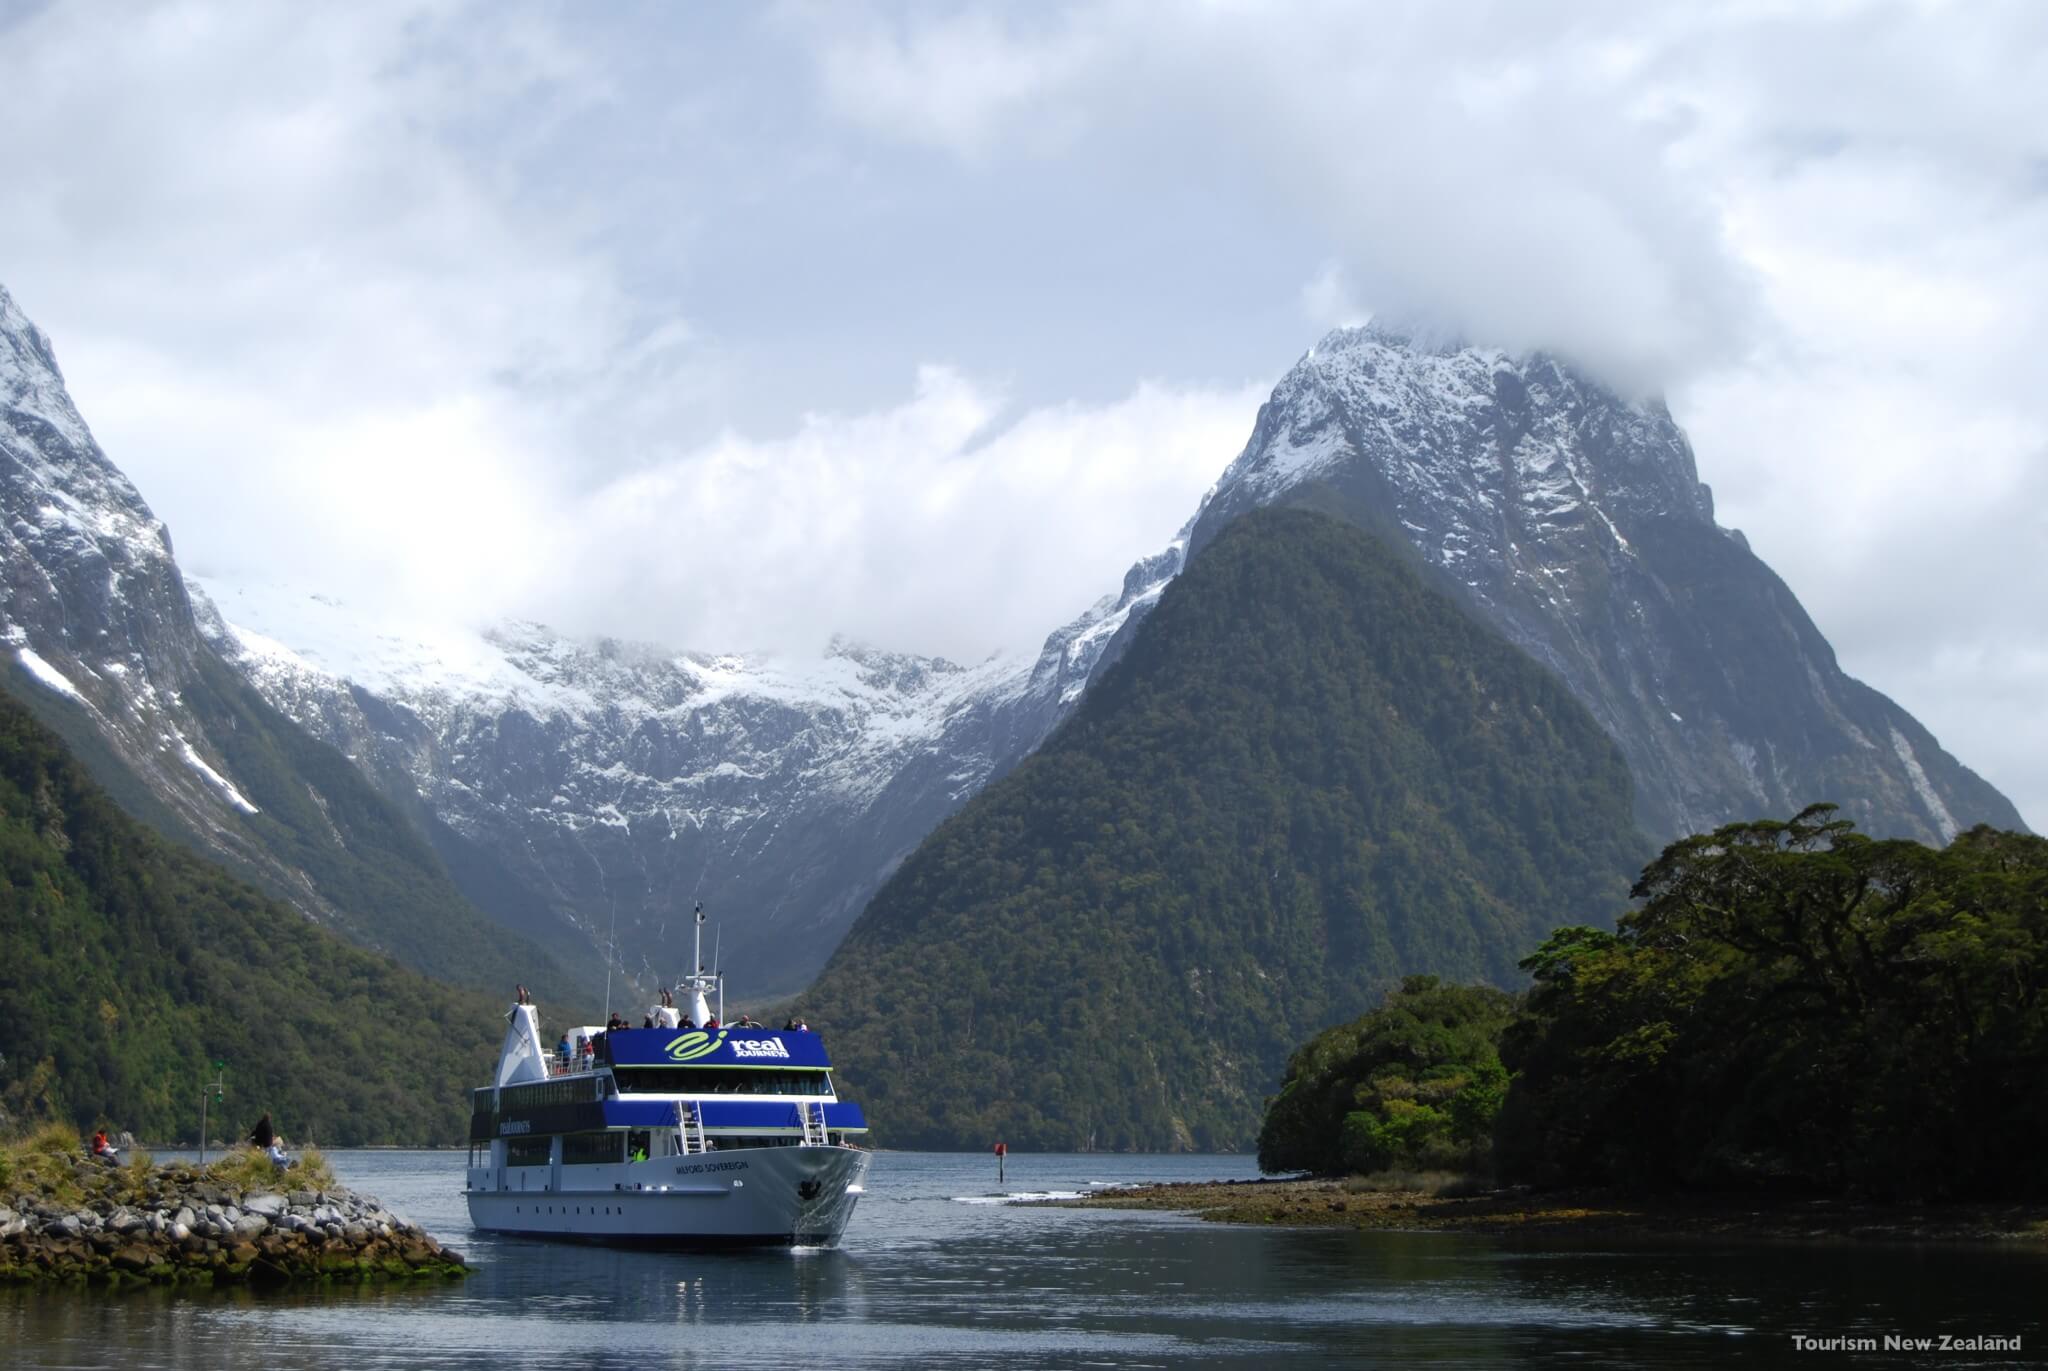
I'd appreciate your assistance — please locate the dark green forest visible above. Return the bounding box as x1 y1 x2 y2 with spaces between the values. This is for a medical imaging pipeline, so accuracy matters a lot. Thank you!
1256 975 1513 1175
1266 809 2048 1200
0 690 501 1144
1496 807 2048 1199
803 508 1648 1150
5 653 581 1003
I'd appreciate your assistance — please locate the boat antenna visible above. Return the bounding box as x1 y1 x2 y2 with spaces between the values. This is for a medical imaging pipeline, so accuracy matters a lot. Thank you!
604 897 619 1022
693 902 706 984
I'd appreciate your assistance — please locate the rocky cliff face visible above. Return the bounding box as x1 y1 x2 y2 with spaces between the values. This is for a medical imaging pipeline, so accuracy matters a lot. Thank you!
1180 323 2024 843
0 283 568 993
191 537 1185 999
2 282 265 842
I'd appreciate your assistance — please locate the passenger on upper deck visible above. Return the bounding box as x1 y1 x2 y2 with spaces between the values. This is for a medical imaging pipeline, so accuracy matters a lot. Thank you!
557 1034 571 1071
735 1012 761 1028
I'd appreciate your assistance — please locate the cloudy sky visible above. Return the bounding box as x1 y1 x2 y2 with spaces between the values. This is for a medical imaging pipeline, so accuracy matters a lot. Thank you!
0 0 2042 826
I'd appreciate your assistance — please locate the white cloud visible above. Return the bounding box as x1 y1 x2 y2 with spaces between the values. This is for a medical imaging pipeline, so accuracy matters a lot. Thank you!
541 369 1265 656
789 0 2048 823
1 1 2043 826
796 1 1758 390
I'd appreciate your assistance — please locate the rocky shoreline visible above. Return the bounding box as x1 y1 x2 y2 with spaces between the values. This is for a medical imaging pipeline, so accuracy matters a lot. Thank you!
0 1150 468 1287
1054 1178 2048 1245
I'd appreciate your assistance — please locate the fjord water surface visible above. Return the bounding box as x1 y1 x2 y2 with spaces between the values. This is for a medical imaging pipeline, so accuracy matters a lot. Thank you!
5 1150 2042 1368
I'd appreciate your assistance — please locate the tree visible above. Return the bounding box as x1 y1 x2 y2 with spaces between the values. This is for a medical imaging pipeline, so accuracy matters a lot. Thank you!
1495 806 2048 1199
1258 975 1516 1175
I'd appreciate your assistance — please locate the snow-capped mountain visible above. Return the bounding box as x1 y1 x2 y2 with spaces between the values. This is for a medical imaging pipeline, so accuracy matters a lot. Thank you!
0 282 572 993
191 534 1184 999
24 266 2017 1008
1172 322 2024 843
2 282 261 833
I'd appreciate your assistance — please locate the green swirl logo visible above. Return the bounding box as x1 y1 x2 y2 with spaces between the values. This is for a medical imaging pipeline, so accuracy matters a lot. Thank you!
664 1030 728 1062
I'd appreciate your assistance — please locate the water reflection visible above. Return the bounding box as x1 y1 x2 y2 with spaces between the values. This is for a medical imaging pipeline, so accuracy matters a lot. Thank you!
5 1151 2044 1369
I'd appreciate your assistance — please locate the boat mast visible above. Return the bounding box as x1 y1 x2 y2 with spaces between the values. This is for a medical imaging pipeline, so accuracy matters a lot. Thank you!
685 902 716 1027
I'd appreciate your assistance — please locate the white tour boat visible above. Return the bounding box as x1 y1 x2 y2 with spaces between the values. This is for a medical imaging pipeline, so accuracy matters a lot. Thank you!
463 926 871 1248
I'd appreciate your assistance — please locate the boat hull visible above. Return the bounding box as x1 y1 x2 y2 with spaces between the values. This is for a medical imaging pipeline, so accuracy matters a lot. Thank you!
465 1144 871 1248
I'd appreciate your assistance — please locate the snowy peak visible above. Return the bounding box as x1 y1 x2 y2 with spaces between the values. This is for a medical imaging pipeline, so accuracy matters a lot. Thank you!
191 510 1181 996
196 578 1031 737
2 287 276 846
1184 321 2023 846
1 284 97 455
1214 322 1715 543
2 286 182 656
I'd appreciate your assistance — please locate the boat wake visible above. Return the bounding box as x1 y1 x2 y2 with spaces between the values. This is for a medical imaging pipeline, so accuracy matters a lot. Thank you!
950 1191 1089 1205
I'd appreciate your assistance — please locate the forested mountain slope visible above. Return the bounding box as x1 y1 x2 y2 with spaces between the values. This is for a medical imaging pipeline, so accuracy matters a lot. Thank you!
802 508 1648 1150
1 282 575 1000
0 690 499 1144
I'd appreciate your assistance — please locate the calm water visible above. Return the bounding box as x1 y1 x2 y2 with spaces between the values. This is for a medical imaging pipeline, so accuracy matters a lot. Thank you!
5 1150 2044 1368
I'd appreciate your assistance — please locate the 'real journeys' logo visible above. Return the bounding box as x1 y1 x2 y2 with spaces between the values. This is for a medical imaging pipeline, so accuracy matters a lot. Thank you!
663 1030 793 1062
664 1030 728 1062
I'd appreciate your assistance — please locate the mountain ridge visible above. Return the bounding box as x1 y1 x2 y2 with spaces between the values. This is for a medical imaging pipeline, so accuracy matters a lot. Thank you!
801 506 1649 1149
1138 322 2023 844
186 538 1183 996
1 282 577 998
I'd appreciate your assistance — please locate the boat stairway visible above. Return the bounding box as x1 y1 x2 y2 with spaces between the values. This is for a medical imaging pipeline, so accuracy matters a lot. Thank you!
676 1102 710 1156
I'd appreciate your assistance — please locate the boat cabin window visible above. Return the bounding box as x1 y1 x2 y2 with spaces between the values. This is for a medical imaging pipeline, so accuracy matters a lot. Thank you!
500 1076 603 1110
562 1131 623 1165
611 1067 832 1096
506 1136 552 1168
627 1130 653 1162
712 1134 804 1149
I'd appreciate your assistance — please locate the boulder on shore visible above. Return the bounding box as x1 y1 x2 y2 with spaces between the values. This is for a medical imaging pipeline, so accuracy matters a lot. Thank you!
0 1151 468 1287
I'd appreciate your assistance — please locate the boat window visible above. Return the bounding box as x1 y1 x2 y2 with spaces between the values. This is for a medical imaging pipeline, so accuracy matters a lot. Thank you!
562 1131 623 1166
506 1136 553 1167
500 1075 603 1110
708 1134 801 1149
611 1067 832 1096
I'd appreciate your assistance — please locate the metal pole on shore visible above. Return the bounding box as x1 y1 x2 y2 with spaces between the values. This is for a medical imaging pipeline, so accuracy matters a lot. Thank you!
198 1062 224 1165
